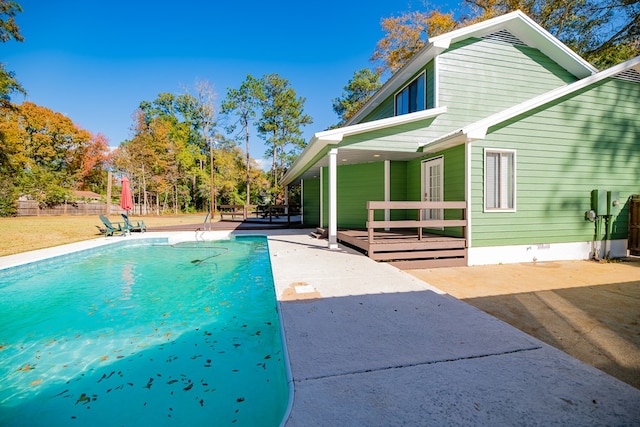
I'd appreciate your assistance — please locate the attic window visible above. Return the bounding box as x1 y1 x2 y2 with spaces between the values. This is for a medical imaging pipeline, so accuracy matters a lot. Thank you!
614 69 640 83
482 30 526 46
395 72 425 116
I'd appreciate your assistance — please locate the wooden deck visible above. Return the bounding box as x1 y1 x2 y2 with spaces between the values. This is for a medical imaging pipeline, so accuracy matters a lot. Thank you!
335 201 468 269
338 229 467 269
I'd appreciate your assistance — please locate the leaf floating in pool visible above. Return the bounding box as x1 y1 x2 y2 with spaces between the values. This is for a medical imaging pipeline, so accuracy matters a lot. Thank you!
30 379 43 386
145 378 154 389
17 363 34 372
236 397 245 402
52 389 70 398
199 399 204 406
100 356 109 361
264 355 271 360
76 393 90 405
233 343 241 347
184 383 193 391
167 379 178 385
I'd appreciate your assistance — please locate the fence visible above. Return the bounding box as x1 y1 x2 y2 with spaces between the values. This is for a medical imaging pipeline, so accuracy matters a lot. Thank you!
16 200 126 216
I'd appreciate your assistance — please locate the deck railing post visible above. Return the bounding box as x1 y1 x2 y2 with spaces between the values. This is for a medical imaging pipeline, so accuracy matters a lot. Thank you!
367 204 374 243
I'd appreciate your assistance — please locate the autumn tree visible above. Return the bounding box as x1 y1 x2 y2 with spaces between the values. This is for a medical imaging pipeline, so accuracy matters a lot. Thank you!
372 1 639 72
257 74 312 202
371 10 458 74
332 68 383 125
0 0 25 108
221 74 263 205
78 132 109 192
0 102 106 210
135 91 210 212
464 0 640 67
192 79 217 214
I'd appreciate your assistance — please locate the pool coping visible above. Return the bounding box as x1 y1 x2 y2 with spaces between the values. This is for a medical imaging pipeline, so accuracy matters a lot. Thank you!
2 230 640 425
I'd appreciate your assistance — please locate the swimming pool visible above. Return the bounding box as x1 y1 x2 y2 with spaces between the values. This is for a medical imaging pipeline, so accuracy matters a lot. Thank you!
0 236 289 426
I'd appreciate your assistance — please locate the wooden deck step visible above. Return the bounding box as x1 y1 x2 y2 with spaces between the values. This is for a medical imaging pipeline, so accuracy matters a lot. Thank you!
337 228 467 269
310 227 327 239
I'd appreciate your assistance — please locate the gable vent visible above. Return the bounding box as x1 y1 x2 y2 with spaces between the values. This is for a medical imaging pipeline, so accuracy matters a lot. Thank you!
613 68 640 83
482 29 527 46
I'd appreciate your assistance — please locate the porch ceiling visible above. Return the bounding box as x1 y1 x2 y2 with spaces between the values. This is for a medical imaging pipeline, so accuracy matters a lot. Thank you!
296 148 426 181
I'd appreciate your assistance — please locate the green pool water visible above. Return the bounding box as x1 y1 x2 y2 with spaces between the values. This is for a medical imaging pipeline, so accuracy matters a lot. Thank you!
0 236 289 426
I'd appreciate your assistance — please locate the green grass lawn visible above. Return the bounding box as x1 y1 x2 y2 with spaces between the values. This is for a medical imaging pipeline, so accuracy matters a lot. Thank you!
0 214 209 257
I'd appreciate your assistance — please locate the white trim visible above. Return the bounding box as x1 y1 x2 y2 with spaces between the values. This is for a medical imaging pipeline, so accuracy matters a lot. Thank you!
465 142 472 248
483 148 517 212
434 55 440 109
468 240 628 265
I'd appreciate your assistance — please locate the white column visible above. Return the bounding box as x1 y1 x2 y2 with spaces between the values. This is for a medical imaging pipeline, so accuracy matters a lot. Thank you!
384 160 390 231
284 186 288 212
319 167 323 228
328 148 338 249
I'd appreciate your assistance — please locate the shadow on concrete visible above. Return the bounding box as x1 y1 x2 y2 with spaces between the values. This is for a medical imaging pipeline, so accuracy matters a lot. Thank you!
278 289 640 426
463 281 640 389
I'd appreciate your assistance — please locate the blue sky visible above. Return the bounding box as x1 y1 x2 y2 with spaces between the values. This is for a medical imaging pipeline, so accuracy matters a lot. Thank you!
3 0 457 167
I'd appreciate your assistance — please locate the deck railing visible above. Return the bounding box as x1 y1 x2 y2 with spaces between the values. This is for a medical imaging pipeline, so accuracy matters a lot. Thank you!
218 204 300 224
366 201 467 243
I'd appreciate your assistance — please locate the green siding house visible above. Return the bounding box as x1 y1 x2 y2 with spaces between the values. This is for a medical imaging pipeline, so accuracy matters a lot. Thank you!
283 11 640 266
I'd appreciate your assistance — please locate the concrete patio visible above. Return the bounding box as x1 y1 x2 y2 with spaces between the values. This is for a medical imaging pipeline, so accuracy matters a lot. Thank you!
258 230 640 426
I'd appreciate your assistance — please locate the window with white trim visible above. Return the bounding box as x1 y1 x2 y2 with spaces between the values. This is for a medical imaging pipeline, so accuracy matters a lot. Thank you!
395 72 425 116
485 149 515 211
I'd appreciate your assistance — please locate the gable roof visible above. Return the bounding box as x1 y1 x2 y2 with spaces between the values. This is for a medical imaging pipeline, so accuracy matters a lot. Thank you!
421 55 640 153
347 10 597 125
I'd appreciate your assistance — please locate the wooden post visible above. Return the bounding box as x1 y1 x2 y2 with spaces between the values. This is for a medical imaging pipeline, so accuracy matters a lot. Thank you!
367 202 374 243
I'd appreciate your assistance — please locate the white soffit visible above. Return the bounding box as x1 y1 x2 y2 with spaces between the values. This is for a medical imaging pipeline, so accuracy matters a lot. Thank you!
282 107 447 185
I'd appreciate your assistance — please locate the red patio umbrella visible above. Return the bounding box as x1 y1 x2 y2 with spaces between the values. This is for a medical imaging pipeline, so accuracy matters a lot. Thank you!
120 176 134 213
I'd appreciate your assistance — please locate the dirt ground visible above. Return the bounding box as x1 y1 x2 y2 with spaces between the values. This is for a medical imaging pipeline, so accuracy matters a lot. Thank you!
407 257 640 390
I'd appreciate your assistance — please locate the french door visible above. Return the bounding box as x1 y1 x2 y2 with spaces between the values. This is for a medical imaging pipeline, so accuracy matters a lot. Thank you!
422 157 443 221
